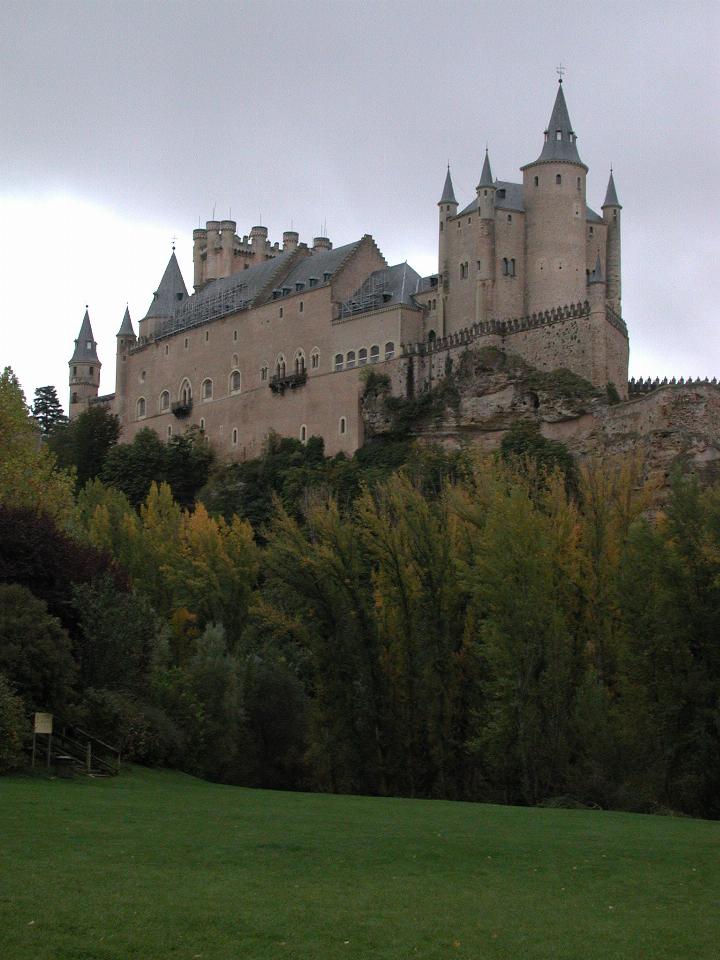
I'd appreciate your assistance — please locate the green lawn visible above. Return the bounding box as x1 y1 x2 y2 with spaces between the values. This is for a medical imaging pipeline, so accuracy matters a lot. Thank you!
1 767 718 959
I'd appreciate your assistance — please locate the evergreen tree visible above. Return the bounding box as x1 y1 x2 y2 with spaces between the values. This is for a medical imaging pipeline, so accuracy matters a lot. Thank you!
50 405 120 489
31 385 67 438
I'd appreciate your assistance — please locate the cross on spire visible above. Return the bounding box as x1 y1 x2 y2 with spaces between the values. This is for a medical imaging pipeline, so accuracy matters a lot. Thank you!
171 234 176 252
556 63 565 83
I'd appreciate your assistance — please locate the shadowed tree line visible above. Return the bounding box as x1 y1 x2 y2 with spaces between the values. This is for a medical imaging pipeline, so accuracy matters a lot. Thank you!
1 370 719 818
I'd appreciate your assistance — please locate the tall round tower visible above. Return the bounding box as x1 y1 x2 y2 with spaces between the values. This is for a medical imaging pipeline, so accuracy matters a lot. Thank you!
521 80 588 315
114 305 136 420
69 308 101 418
602 170 622 316
437 166 458 334
475 149 496 323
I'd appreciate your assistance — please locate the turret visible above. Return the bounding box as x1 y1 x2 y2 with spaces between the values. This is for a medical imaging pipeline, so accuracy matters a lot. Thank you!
602 169 622 314
203 220 221 284
218 219 237 279
250 225 269 260
139 250 189 340
115 306 135 419
283 230 299 253
476 149 496 219
192 227 208 291
475 149 496 323
69 308 101 418
521 80 588 314
438 165 458 283
312 236 332 252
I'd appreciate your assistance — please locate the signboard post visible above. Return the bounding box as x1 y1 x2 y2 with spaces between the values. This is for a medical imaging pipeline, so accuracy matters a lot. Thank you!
32 713 53 769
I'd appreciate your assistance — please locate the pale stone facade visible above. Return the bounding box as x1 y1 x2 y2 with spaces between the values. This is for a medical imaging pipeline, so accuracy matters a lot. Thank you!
70 82 629 456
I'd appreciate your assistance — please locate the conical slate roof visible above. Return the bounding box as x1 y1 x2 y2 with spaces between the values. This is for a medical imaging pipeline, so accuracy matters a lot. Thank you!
588 253 604 284
70 309 99 362
143 251 189 320
116 305 136 338
603 170 621 208
477 149 494 189
528 82 585 167
439 166 457 204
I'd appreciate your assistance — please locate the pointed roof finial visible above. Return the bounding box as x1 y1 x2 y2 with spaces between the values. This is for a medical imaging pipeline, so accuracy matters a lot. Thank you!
439 165 457 205
603 168 621 208
71 308 99 362
524 80 585 168
117 304 136 338
477 148 494 190
588 252 604 285
556 63 565 83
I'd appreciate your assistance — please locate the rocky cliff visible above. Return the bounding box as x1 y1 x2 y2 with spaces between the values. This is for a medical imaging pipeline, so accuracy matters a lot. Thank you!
362 347 720 485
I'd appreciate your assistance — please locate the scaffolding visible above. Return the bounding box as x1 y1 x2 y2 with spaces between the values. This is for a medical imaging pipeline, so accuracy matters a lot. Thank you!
338 273 391 320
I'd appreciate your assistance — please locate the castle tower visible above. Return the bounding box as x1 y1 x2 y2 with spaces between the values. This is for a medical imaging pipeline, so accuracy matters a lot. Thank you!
521 80 588 314
250 225 269 261
602 170 622 316
139 250 189 340
69 308 101 418
115 305 136 420
438 166 458 335
476 149 496 323
192 226 208 291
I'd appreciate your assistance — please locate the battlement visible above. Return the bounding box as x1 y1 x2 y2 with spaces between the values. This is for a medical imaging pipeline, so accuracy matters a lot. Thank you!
628 375 719 396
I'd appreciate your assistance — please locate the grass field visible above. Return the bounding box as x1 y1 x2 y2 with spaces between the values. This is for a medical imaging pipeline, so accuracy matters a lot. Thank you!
1 767 718 960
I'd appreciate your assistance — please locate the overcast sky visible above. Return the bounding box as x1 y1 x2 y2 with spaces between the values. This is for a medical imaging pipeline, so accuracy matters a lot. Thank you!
1 0 718 410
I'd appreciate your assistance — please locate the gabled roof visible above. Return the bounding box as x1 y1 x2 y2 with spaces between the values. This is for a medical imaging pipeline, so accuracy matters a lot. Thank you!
526 82 586 168
603 170 621 208
586 206 604 224
477 150 494 189
143 252 189 319
116 305 136 338
339 262 423 319
439 167 457 204
588 253 604 284
274 239 365 296
70 309 99 362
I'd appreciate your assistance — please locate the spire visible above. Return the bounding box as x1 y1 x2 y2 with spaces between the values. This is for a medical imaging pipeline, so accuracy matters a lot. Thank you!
70 308 99 361
588 253 604 284
477 149 494 189
603 169 621 208
143 251 189 320
527 80 585 168
116 305 136 338
439 166 457 205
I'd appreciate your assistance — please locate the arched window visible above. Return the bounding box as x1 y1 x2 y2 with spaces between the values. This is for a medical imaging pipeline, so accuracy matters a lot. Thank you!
159 390 170 412
510 258 516 277
202 378 213 400
294 350 305 374
232 353 239 368
276 355 286 378
556 174 562 185
428 330 436 343
260 364 268 382
311 348 320 369
180 379 192 405
370 345 380 364
346 351 356 369
334 353 344 372
358 348 368 366
136 397 146 419
502 258 509 276
384 342 395 360
339 416 347 435
300 424 307 442
230 370 241 393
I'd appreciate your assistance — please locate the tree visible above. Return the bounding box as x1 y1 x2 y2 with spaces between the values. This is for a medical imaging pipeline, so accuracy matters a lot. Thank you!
50 405 120 489
0 367 74 523
31 385 67 438
0 583 78 712
0 673 28 772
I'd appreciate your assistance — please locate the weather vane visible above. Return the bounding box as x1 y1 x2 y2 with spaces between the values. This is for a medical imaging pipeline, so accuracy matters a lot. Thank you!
556 63 565 83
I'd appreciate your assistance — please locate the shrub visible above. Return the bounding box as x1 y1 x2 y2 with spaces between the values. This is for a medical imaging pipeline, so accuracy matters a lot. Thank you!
0 672 28 772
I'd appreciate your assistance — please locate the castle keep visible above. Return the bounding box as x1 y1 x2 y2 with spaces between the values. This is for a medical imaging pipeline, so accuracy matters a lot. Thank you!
69 81 628 456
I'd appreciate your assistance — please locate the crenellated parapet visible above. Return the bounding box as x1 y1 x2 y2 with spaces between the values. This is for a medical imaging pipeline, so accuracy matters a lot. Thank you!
628 376 719 396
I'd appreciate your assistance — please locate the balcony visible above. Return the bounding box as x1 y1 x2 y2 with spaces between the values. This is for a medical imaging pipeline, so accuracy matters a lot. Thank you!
269 371 307 395
171 399 193 418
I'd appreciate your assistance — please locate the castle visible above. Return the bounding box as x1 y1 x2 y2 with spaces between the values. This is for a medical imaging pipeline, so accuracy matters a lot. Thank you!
69 81 628 457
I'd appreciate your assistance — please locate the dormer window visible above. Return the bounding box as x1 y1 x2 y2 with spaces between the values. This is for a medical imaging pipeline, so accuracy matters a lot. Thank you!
296 282 304 291
556 130 562 141
86 340 92 350
497 188 506 199
308 277 318 287
323 272 332 282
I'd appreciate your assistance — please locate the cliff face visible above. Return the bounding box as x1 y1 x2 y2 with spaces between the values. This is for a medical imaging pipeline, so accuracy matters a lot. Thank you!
363 347 720 485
